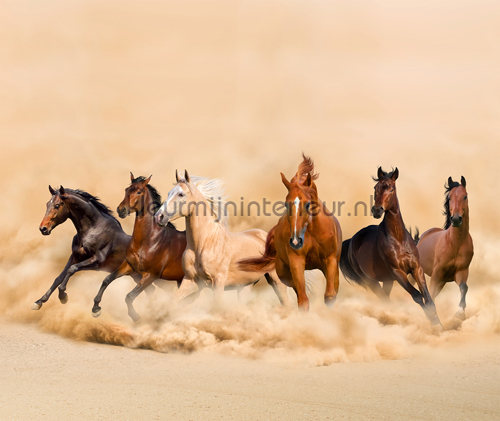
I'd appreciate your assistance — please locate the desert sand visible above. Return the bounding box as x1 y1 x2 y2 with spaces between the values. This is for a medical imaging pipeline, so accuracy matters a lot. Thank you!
1 0 500 419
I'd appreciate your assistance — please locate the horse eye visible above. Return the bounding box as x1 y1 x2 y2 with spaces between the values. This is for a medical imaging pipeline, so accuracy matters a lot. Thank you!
179 192 185 197
305 202 311 211
54 204 60 209
464 195 468 200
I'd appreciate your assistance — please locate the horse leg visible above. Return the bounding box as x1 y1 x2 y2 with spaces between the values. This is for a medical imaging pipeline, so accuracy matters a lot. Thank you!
289 256 308 311
92 261 135 317
57 255 100 303
264 271 290 306
407 267 441 326
32 255 74 309
125 273 157 323
322 257 340 308
455 269 469 320
173 278 200 307
382 281 394 298
366 280 390 301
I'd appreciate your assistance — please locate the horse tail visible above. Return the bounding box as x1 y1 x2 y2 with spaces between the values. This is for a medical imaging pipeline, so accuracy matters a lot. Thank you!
339 239 365 286
409 226 420 245
238 226 277 272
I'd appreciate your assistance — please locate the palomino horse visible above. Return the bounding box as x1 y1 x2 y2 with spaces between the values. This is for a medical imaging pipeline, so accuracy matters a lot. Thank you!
415 176 473 320
92 174 186 322
239 155 342 311
33 186 140 310
339 167 441 326
154 171 290 306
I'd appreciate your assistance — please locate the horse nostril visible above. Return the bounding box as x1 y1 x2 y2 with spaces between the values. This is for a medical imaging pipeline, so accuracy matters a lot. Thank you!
40 227 48 235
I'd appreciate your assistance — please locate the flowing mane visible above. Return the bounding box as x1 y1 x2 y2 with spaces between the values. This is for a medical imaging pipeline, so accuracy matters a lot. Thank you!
291 153 319 185
190 176 229 227
63 188 121 225
443 179 461 230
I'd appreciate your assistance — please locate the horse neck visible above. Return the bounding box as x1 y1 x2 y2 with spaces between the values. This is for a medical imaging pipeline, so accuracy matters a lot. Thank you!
185 191 222 250
67 194 103 234
382 196 406 241
131 189 163 243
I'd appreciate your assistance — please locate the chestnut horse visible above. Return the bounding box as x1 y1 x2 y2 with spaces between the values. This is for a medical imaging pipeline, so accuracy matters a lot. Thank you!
415 176 473 320
238 155 342 311
154 171 290 306
92 174 186 322
339 167 441 326
33 186 142 310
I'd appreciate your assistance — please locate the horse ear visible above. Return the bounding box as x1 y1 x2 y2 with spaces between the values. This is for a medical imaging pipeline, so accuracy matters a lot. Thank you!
175 169 179 183
303 172 312 187
377 167 384 180
130 172 135 182
59 186 66 196
184 170 190 183
448 176 454 187
144 175 152 185
392 167 399 181
461 176 466 187
49 185 56 195
281 172 291 190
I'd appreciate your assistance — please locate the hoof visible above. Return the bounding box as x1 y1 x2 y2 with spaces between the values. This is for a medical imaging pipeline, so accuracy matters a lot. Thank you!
433 323 445 333
31 302 42 311
59 294 68 304
132 315 142 324
455 309 466 321
92 309 101 318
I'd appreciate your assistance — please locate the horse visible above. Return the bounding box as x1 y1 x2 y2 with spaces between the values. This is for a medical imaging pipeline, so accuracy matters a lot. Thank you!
414 176 473 320
154 171 290 307
91 173 186 322
238 154 342 311
339 167 442 326
33 185 141 310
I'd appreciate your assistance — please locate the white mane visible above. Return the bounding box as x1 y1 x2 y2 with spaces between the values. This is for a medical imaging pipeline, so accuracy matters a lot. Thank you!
190 176 230 227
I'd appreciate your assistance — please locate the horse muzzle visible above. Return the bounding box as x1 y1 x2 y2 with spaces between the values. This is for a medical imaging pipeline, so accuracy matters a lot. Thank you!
117 207 130 219
39 225 51 236
155 211 168 227
450 215 463 228
372 206 384 219
289 236 304 250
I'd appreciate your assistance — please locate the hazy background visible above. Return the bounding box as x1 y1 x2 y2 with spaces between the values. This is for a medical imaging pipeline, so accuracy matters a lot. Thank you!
1 0 499 363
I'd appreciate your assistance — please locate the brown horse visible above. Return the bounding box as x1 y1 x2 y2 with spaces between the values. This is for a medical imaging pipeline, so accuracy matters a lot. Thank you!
415 176 473 320
92 174 186 322
33 186 142 310
239 155 342 311
339 167 441 326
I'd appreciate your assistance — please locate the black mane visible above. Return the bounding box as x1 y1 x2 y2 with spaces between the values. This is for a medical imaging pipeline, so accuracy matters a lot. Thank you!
63 188 121 225
443 179 461 230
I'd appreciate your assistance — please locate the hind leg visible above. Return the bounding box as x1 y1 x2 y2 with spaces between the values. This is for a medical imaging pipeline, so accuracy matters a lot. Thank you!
366 279 390 301
265 271 290 306
455 269 469 320
382 281 393 298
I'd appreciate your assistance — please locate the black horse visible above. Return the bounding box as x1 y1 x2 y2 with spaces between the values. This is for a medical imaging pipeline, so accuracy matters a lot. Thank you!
33 185 150 310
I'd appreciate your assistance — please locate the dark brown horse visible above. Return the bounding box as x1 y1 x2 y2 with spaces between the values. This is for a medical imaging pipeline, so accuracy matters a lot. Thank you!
239 155 342 310
33 186 141 310
415 176 473 320
339 167 441 326
92 174 186 322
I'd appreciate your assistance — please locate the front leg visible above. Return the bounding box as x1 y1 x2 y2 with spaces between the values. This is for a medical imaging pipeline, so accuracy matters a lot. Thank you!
173 278 201 308
406 266 441 327
32 255 74 309
289 255 308 311
322 256 340 308
57 255 100 303
455 269 469 320
125 272 157 323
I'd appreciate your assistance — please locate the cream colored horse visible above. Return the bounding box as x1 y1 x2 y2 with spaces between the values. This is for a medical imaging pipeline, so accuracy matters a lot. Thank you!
155 170 290 306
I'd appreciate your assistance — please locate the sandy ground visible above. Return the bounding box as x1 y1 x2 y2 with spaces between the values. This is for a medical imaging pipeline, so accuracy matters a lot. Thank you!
1 317 499 421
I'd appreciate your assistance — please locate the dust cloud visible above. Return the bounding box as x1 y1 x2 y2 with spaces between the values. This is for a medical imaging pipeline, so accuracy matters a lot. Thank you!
1 0 499 366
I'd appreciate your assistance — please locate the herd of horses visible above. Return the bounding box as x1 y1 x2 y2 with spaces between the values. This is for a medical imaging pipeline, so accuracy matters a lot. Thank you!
34 155 473 329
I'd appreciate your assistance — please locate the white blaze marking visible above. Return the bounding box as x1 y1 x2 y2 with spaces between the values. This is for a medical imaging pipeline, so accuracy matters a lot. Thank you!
294 196 300 239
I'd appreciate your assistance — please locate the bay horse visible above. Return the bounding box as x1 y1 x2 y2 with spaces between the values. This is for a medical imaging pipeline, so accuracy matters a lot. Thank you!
92 174 186 322
238 154 342 311
414 176 473 320
339 167 441 326
154 171 290 306
33 186 141 310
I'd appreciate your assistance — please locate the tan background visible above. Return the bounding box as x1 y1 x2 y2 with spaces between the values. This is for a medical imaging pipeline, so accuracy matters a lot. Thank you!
1 1 499 419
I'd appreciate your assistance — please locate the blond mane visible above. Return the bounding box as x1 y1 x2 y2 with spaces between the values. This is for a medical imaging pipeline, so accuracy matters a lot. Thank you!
190 176 230 227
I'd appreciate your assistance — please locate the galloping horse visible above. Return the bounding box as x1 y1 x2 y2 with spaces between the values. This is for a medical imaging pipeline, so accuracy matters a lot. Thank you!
92 174 186 322
154 171 290 306
33 186 138 310
238 154 342 311
339 167 441 326
415 177 473 320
